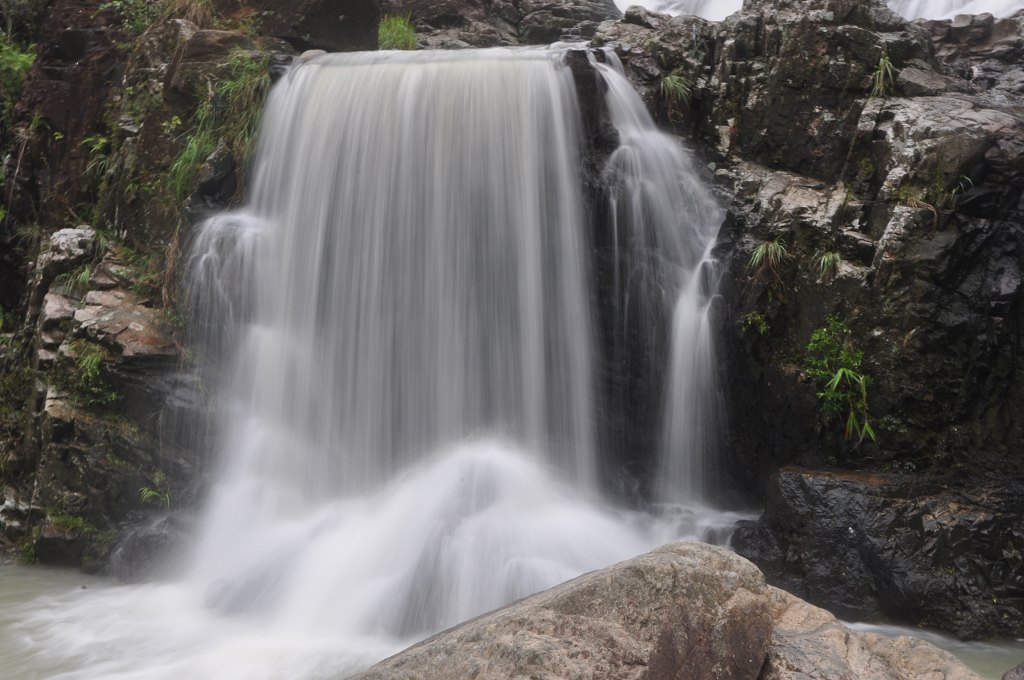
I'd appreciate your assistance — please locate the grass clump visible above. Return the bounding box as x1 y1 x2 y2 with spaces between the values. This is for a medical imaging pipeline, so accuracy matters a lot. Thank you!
378 15 416 50
870 51 896 98
748 236 788 281
168 49 270 203
660 69 692 108
805 315 875 443
815 250 842 282
0 32 34 127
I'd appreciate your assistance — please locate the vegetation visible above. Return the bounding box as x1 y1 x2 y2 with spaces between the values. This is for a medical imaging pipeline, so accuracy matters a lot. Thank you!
378 15 416 50
168 49 270 202
51 514 97 535
740 310 769 335
98 0 215 34
660 69 692 109
0 30 34 127
139 470 171 508
815 249 841 282
870 52 896 98
62 339 120 406
55 264 94 296
748 236 788 280
805 315 875 443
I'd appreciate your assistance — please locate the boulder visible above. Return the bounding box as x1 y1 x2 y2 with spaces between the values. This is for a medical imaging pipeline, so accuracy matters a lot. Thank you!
1005 661 1024 680
763 586 982 680
354 543 773 680
350 543 982 680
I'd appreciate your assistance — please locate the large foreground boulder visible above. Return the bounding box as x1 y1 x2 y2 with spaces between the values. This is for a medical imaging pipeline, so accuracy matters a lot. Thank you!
351 543 982 680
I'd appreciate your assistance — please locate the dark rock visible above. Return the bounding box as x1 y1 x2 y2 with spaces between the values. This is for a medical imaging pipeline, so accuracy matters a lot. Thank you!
108 513 194 582
218 0 381 52
734 468 1024 640
896 66 949 95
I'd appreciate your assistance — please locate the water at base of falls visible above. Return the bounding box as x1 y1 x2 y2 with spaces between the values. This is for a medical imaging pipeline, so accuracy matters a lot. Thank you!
7 443 750 680
615 0 1024 21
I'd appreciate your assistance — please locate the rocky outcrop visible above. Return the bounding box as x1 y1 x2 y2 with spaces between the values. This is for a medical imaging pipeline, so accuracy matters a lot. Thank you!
214 0 382 52
591 0 1024 638
733 468 1024 640
397 0 620 48
352 543 981 680
0 227 203 571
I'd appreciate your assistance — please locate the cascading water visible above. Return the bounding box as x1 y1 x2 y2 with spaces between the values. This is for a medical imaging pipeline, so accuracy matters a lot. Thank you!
593 53 724 502
614 0 1024 20
4 48 750 679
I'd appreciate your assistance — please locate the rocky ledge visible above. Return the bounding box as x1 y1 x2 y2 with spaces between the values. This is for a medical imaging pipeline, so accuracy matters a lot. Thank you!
352 543 982 680
734 468 1024 640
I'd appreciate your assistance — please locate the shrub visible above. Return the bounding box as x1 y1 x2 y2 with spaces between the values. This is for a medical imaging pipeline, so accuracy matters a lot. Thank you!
379 15 416 50
805 315 875 442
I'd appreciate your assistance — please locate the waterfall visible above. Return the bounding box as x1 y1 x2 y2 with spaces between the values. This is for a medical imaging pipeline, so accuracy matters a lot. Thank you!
6 47 754 679
614 0 1024 20
593 54 723 502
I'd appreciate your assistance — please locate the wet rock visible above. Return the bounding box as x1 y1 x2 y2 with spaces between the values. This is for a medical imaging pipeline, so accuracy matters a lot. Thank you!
354 543 773 680
351 543 981 680
896 66 949 95
763 586 982 680
402 0 619 47
226 0 382 52
734 468 1024 640
108 513 194 582
1004 661 1024 680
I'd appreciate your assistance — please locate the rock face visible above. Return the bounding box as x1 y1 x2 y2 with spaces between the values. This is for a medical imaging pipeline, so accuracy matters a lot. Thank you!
396 0 620 47
591 0 1024 638
351 543 982 680
733 469 1024 640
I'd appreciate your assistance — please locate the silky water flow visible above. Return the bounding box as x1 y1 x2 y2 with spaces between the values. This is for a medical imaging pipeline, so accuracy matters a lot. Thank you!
5 49 749 680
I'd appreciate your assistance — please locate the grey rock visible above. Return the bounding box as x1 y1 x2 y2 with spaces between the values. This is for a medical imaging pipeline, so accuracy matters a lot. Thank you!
353 543 773 680
763 586 983 680
1004 660 1024 680
896 67 949 95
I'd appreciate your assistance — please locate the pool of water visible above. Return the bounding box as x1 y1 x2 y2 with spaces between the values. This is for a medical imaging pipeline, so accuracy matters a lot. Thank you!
2 564 1021 679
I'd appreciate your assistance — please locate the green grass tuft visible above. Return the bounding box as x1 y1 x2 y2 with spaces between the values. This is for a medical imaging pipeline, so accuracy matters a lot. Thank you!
379 15 416 50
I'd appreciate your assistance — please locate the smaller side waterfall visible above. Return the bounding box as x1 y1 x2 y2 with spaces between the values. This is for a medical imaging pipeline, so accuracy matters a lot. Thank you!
593 54 724 503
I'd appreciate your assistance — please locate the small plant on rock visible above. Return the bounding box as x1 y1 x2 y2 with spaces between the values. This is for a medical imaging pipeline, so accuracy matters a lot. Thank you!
740 310 769 335
805 315 876 443
378 15 416 50
815 249 842 282
660 69 692 108
747 236 788 281
140 470 172 508
870 51 896 98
